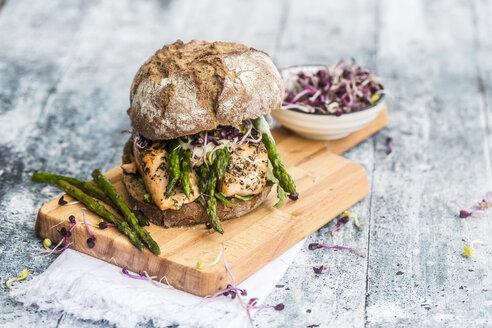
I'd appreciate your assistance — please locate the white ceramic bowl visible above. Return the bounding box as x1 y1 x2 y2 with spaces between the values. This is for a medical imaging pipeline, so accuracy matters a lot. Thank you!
272 65 385 140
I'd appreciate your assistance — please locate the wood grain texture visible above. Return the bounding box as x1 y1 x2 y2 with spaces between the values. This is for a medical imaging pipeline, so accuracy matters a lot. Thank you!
34 115 387 296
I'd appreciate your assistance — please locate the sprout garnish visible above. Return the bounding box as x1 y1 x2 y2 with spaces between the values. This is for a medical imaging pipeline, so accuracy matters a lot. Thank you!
461 240 487 258
331 214 350 236
82 209 96 248
454 191 492 218
309 243 366 258
58 195 80 206
177 120 262 167
283 59 385 115
281 259 328 275
5 269 29 289
379 137 394 164
203 244 284 327
120 267 174 289
196 247 224 270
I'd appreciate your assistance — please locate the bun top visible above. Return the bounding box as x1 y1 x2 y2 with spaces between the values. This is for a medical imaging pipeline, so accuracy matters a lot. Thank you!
129 40 283 140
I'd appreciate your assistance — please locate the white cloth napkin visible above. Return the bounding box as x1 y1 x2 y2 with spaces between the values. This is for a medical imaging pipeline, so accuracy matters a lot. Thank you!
11 240 305 328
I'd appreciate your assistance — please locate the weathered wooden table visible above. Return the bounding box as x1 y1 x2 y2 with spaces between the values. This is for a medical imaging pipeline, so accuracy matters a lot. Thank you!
1 0 491 327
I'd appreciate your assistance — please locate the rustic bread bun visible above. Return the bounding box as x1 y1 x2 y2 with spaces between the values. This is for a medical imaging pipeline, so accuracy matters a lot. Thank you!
129 40 283 140
121 139 272 227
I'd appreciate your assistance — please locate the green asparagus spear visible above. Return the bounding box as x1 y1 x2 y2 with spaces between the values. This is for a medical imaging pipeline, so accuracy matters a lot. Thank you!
252 117 297 195
31 172 113 205
92 169 160 255
32 172 150 226
165 140 181 197
53 180 145 251
198 164 209 194
214 148 230 180
207 194 223 234
180 150 192 197
205 154 226 233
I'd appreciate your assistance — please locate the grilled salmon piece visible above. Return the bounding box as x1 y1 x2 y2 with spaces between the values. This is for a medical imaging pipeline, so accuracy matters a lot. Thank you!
133 141 199 210
219 142 268 197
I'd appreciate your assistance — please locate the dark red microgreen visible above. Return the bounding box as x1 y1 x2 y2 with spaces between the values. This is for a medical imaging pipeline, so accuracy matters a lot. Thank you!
385 137 393 155
313 265 328 274
99 221 115 229
308 243 365 258
288 193 299 201
378 136 394 163
43 217 79 256
274 303 285 311
121 267 148 280
58 196 67 206
86 237 95 248
69 215 76 224
456 191 492 218
331 215 350 235
339 216 350 224
59 227 67 237
82 210 96 248
121 129 149 149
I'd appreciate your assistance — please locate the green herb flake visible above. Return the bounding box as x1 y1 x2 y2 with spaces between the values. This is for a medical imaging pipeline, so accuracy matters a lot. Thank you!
143 194 152 203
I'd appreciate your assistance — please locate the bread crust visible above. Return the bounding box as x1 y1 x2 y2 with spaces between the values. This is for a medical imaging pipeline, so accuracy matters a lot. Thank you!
121 139 272 227
129 40 283 140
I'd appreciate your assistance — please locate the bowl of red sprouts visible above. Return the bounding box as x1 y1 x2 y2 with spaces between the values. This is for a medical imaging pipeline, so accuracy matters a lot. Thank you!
273 60 386 140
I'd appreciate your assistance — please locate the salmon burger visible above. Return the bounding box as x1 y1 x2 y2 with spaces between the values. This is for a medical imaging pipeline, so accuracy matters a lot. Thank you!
121 40 297 233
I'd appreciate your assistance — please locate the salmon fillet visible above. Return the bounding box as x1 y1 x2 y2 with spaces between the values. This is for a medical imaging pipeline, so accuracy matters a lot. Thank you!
133 141 199 210
219 142 268 197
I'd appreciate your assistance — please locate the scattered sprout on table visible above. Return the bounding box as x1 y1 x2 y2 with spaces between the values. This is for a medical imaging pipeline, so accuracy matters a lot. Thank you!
331 214 350 235
5 269 29 289
280 259 329 276
454 191 492 218
379 137 394 164
312 265 329 274
461 240 487 258
308 243 366 258
205 244 284 327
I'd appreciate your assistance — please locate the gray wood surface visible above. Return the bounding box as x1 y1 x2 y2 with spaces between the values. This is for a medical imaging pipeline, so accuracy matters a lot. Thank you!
0 0 491 327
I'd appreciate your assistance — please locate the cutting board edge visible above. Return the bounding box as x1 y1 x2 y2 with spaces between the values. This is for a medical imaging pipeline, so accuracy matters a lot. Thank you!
34 203 229 296
223 159 370 291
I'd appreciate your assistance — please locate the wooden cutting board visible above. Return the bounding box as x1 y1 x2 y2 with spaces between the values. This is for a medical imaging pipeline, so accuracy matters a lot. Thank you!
35 107 387 297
